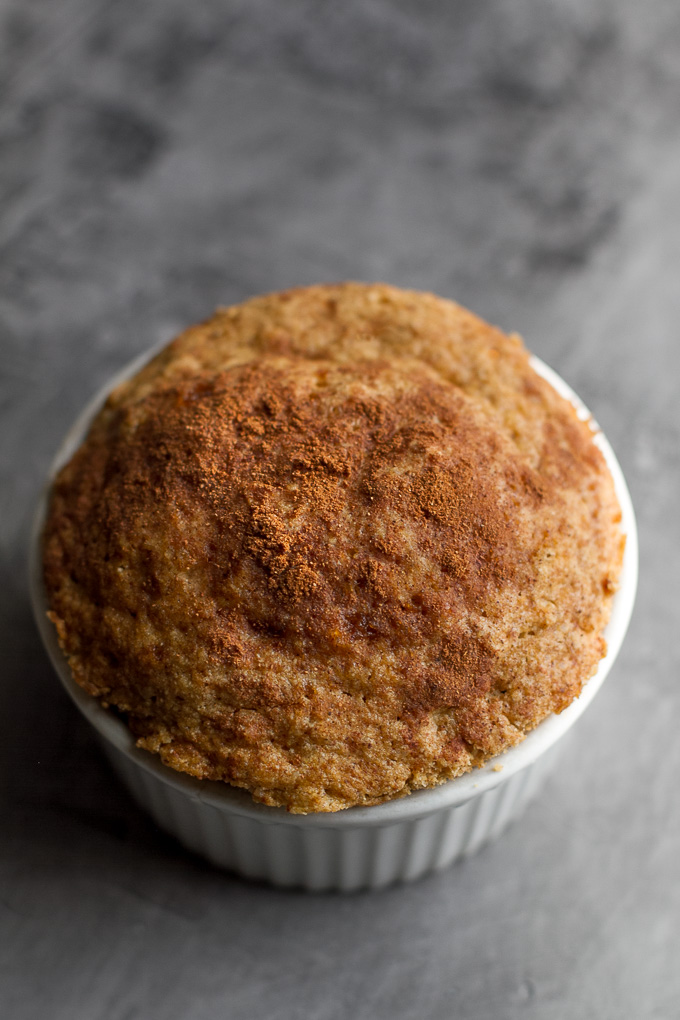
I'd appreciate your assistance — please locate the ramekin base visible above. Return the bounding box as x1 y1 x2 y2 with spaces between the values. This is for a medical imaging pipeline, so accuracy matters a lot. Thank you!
102 738 564 892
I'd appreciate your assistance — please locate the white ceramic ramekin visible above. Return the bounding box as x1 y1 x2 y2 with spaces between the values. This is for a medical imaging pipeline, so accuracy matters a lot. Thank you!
30 350 638 892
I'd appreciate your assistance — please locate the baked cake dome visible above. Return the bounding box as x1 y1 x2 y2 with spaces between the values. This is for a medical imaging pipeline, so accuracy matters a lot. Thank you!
43 283 624 812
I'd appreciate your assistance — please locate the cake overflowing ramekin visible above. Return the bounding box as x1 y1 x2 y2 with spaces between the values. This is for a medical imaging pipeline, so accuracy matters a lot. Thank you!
30 350 637 892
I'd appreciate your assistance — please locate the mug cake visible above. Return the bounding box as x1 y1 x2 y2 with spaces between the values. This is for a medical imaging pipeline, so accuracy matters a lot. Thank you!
42 283 625 816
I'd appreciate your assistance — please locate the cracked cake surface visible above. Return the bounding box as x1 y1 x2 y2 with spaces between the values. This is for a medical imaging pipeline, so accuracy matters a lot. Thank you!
43 283 624 812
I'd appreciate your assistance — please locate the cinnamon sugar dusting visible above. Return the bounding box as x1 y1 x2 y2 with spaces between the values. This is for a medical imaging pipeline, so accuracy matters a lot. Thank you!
43 283 624 812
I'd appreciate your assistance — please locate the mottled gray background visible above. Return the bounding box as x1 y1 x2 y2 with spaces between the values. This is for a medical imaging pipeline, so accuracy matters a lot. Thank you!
1 1 679 1017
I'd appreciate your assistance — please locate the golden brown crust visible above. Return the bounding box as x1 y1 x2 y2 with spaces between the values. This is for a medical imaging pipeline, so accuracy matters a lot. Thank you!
43 283 624 812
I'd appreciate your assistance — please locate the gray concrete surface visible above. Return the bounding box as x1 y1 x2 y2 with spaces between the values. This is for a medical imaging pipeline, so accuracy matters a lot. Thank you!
1 1 679 1017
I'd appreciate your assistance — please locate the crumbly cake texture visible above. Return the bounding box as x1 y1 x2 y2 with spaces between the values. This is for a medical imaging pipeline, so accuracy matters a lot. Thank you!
43 283 624 813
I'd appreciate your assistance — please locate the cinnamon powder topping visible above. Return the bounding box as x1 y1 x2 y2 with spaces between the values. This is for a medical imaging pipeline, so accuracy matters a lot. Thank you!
43 283 624 812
